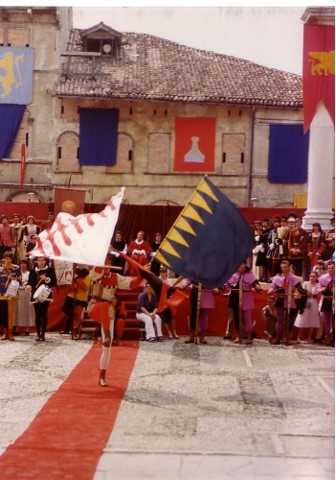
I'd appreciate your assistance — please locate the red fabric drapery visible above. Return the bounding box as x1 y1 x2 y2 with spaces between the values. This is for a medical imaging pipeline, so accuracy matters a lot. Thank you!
303 23 335 132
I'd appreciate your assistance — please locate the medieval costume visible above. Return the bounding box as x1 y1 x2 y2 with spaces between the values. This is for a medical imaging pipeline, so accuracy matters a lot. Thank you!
110 230 128 273
0 251 21 341
307 223 326 271
27 257 57 341
61 265 90 338
88 255 141 386
127 231 152 275
225 262 261 344
317 263 335 346
269 260 307 344
287 221 308 278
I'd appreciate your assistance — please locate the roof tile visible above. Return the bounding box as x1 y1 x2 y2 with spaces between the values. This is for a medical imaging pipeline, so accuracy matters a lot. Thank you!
54 28 303 107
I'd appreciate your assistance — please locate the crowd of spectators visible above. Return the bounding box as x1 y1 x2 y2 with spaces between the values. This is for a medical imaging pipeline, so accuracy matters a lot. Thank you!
0 212 334 353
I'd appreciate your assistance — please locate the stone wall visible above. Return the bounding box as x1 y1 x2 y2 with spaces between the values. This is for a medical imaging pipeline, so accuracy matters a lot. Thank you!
0 7 308 208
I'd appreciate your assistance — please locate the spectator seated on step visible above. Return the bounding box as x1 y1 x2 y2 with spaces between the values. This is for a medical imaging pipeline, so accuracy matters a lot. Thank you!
136 283 163 342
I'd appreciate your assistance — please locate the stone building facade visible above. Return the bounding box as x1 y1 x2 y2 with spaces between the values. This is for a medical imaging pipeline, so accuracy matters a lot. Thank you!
0 7 308 208
0 6 71 203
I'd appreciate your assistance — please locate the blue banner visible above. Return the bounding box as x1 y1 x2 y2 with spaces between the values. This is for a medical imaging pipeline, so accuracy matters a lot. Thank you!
0 104 25 160
79 108 119 166
268 124 309 184
0 47 34 105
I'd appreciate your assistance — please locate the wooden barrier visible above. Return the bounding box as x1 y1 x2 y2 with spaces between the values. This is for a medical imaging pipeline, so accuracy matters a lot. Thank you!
47 286 271 339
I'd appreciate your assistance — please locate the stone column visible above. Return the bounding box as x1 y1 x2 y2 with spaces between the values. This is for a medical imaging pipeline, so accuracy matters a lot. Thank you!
302 103 334 231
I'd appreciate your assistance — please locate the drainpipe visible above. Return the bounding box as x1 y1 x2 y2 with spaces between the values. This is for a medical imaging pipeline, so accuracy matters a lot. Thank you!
247 106 256 207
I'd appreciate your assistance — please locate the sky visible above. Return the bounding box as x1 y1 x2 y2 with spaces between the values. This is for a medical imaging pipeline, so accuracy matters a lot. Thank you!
71 1 334 75
4 1 334 75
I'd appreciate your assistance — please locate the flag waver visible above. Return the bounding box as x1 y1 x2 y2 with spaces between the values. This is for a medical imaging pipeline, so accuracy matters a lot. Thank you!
155 176 254 288
30 187 125 266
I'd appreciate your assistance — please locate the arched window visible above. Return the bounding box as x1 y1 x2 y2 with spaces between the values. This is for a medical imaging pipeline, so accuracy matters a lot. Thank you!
106 133 133 173
56 131 80 171
221 133 246 175
148 133 170 173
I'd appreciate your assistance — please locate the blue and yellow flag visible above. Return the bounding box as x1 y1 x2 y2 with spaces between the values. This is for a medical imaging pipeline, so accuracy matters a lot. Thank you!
155 176 254 288
0 47 34 104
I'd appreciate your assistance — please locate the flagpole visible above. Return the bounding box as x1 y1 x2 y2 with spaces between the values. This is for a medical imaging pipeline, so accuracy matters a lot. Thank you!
194 282 202 344
238 278 243 344
71 263 77 340
285 284 292 347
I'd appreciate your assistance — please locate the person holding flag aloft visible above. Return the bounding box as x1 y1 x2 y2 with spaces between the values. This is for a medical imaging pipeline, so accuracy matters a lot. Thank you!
88 253 142 387
174 277 218 344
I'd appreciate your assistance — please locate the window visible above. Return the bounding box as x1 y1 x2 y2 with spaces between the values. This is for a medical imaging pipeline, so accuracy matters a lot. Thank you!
148 133 170 173
57 131 80 171
221 133 246 174
87 38 100 53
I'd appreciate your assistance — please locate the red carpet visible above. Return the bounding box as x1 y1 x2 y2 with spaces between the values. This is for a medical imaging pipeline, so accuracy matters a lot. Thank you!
0 340 139 479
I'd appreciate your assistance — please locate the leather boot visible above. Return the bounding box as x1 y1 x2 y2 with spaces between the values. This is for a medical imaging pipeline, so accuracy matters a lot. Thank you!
98 369 107 387
1 328 9 340
199 331 207 344
8 328 15 341
103 329 111 347
185 332 195 344
72 328 79 341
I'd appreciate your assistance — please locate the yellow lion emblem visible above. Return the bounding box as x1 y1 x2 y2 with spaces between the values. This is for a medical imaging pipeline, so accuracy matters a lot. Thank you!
309 50 335 76
0 51 24 98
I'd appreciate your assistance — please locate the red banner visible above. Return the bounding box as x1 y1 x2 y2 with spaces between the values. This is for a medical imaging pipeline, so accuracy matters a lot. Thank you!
303 23 335 132
20 143 26 187
174 117 216 172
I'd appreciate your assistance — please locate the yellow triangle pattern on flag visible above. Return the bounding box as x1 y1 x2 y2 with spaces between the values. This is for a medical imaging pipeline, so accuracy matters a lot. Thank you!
155 250 170 265
175 216 197 236
189 190 213 214
194 177 219 203
167 228 190 247
156 176 220 269
154 176 254 287
181 204 205 224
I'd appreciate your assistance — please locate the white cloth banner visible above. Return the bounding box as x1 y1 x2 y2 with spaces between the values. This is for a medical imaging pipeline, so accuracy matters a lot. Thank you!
30 187 125 266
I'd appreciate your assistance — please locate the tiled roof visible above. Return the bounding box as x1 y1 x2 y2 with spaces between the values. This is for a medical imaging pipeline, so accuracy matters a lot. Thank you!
54 28 303 107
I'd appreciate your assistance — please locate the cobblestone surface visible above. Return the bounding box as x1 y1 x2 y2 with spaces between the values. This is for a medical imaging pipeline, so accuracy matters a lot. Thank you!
0 334 334 479
0 334 92 450
105 339 334 459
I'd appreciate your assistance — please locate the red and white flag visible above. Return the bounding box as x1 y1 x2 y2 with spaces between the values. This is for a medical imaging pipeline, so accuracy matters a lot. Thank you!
30 187 125 266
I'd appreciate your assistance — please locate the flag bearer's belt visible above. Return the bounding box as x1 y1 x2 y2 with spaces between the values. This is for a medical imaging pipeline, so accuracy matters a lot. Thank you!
93 296 113 303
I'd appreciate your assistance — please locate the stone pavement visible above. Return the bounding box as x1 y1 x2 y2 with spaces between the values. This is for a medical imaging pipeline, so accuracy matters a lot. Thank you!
0 333 334 479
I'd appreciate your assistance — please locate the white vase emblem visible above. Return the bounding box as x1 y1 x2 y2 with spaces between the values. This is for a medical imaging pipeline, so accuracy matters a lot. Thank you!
184 136 205 163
